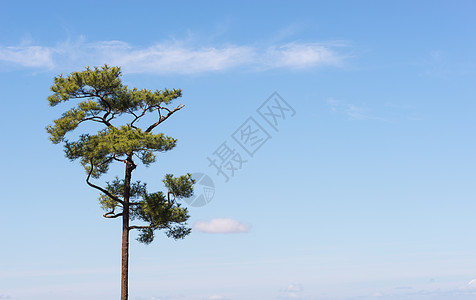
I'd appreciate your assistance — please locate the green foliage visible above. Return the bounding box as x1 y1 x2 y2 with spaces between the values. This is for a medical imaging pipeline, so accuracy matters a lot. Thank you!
98 174 194 244
163 173 195 198
99 178 147 211
133 188 192 244
47 65 193 244
64 126 176 178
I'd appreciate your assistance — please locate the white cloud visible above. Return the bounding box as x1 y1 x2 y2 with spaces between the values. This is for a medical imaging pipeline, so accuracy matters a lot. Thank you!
194 218 250 234
279 283 304 299
467 279 476 288
0 45 54 68
100 42 255 74
265 43 341 69
0 37 345 74
286 284 302 292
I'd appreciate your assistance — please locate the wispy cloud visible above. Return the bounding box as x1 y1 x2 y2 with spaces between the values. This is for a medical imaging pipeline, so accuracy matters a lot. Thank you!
279 284 304 299
0 267 114 279
207 295 228 300
87 40 256 74
467 279 476 288
327 98 384 121
0 37 345 74
194 218 250 234
0 45 54 68
264 43 341 69
419 50 476 78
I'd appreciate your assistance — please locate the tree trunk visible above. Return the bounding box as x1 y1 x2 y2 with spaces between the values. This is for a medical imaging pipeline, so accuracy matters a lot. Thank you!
121 204 129 300
121 153 135 300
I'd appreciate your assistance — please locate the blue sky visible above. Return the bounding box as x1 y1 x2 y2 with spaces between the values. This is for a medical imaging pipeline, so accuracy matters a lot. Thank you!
1 1 476 299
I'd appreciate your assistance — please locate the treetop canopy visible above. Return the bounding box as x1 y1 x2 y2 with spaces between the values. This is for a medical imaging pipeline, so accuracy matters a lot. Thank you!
46 65 184 178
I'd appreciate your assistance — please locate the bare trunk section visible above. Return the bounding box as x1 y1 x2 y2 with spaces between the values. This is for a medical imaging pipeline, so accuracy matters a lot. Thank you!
121 153 135 300
121 204 129 300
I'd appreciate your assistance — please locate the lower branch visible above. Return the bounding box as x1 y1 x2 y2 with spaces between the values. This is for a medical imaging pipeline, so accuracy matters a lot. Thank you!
104 211 123 218
86 160 125 206
129 225 154 230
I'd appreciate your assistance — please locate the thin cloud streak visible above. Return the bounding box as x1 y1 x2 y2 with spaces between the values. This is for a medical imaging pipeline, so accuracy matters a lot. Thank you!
194 218 250 234
264 43 341 69
279 283 304 299
468 279 476 288
0 45 54 68
327 98 385 121
0 39 345 74
100 41 255 74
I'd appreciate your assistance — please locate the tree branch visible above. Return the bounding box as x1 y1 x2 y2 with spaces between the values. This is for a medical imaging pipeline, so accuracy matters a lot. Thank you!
78 116 110 127
112 155 127 164
130 106 149 129
96 93 112 118
72 89 115 128
167 192 175 204
106 112 116 123
91 92 115 128
104 211 123 218
145 104 184 133
86 160 124 205
129 225 154 230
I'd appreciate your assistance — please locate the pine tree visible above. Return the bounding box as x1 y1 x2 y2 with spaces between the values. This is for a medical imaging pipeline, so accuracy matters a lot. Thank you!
46 65 194 300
